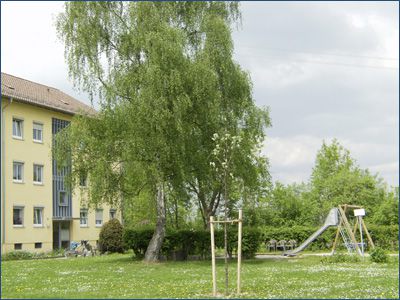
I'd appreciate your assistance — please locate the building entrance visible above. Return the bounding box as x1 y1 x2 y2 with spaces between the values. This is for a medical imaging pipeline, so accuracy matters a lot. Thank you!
53 221 70 249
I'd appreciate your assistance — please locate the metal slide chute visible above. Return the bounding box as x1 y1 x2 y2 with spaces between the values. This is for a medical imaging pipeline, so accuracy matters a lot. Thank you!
283 208 339 257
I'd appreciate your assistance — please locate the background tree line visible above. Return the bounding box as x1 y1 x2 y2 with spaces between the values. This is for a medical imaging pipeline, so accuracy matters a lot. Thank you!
124 138 398 229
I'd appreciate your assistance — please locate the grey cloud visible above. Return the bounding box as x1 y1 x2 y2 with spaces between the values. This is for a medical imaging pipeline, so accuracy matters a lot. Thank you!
234 2 388 59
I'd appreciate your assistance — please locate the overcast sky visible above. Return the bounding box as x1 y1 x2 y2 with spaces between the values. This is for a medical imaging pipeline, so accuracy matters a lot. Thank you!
1 1 398 187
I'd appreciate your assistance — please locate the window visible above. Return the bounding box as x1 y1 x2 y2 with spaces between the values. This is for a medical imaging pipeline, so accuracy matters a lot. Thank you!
13 162 24 182
79 173 87 187
109 209 116 220
95 209 103 227
33 122 43 142
33 208 43 226
14 243 22 250
12 118 23 139
80 209 88 227
33 164 43 184
59 191 68 206
13 207 24 226
35 242 42 249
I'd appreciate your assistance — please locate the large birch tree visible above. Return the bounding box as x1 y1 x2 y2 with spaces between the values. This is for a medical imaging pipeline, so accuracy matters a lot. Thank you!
56 1 270 262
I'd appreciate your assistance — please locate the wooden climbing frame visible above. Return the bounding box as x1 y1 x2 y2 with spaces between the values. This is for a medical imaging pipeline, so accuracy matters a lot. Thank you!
331 204 375 255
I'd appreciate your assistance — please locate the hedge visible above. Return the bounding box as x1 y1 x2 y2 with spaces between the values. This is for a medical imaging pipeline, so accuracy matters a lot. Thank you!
1 249 65 261
123 224 397 261
123 227 263 260
261 224 398 251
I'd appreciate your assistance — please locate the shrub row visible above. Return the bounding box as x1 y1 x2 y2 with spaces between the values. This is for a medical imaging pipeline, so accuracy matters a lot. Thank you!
2 249 65 261
123 227 263 260
261 224 398 251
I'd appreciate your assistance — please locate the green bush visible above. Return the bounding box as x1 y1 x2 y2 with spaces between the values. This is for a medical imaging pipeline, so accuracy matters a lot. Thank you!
370 247 388 263
320 254 360 264
215 227 262 259
2 249 68 261
367 225 398 250
123 227 154 258
99 218 125 254
2 251 34 261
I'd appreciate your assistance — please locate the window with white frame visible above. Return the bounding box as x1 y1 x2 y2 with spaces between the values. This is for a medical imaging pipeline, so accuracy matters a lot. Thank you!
33 207 43 226
12 118 23 139
59 191 68 206
95 209 103 227
33 122 43 142
33 164 43 184
80 209 88 227
13 207 24 226
109 209 116 220
13 162 24 182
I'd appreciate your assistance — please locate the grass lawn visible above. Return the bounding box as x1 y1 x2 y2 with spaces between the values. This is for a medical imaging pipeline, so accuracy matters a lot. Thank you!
1 253 398 299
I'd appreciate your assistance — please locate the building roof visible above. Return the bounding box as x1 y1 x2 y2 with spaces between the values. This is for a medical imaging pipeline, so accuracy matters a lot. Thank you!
1 72 96 115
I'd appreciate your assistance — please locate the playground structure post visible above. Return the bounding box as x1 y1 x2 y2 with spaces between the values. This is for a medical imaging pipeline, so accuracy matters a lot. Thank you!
237 209 243 294
210 216 217 296
358 215 364 256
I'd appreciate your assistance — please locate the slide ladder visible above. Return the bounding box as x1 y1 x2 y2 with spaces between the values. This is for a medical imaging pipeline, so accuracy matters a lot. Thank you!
339 225 354 253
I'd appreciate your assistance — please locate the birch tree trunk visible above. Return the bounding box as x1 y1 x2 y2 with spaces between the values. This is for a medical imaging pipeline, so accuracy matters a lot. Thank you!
144 183 166 262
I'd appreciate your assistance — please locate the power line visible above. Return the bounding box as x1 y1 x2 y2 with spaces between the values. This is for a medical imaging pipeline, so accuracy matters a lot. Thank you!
259 55 399 70
238 46 399 61
235 49 399 70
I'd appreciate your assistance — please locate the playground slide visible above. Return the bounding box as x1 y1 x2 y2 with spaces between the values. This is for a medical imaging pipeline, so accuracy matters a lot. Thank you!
283 208 339 257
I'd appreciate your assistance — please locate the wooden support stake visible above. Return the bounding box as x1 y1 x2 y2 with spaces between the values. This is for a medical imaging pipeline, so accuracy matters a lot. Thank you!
361 219 375 249
331 218 343 254
237 209 242 295
210 216 217 296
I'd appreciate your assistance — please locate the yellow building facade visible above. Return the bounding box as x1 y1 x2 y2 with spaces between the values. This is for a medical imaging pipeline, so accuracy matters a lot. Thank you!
1 73 120 253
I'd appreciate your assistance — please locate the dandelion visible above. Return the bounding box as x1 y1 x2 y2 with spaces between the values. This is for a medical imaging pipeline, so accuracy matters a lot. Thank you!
212 133 219 141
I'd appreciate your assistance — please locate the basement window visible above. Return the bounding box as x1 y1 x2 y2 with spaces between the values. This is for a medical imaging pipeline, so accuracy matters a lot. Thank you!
14 243 22 250
35 242 42 249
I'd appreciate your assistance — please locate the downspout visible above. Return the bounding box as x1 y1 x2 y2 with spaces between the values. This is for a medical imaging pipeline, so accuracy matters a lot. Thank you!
1 97 12 247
